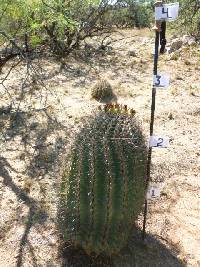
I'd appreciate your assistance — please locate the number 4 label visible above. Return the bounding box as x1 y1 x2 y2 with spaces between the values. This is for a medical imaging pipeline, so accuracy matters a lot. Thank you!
149 136 169 148
155 2 179 21
153 74 169 89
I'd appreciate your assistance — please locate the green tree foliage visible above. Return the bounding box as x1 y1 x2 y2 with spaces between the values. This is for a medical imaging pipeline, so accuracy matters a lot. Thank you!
0 0 153 54
106 0 153 28
0 0 109 53
177 0 200 38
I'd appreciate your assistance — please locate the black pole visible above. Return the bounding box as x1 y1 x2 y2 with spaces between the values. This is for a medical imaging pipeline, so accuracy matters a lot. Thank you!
142 30 160 240
160 21 167 54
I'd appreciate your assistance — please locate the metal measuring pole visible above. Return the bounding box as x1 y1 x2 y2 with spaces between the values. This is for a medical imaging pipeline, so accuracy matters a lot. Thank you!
142 0 165 241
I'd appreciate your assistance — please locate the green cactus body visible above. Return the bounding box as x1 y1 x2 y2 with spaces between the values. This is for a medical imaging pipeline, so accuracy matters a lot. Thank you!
59 105 147 255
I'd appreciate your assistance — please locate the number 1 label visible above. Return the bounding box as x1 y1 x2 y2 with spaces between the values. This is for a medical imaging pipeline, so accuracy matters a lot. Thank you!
146 184 160 200
155 2 179 21
149 136 169 148
153 74 169 89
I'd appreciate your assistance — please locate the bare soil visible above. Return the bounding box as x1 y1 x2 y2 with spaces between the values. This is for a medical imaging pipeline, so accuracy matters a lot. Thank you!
0 29 200 267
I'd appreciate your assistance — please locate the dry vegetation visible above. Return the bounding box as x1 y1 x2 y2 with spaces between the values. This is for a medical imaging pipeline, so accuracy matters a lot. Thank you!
0 28 200 267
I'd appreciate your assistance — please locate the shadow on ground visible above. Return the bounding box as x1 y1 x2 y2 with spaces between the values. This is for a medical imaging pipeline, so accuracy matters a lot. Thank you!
0 106 186 267
0 106 70 267
0 105 69 177
61 230 185 267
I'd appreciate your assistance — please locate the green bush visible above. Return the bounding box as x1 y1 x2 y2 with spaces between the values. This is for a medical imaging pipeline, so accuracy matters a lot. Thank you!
177 0 200 38
0 0 109 53
107 1 153 28
0 1 153 51
59 105 147 255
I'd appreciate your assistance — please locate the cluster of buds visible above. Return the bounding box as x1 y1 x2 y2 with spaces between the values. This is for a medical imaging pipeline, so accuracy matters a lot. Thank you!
98 103 136 116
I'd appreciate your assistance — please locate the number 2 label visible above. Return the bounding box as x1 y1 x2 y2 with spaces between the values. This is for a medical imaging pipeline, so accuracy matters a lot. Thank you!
149 136 169 148
157 138 164 147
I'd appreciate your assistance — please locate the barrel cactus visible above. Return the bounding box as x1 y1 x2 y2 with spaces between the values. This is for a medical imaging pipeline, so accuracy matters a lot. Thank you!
59 104 147 256
91 79 114 101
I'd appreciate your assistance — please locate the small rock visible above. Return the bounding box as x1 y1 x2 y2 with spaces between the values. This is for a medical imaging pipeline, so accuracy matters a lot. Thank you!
182 35 191 44
168 113 174 120
127 50 137 57
189 40 197 47
184 59 192 65
168 38 183 53
182 35 196 46
176 76 183 80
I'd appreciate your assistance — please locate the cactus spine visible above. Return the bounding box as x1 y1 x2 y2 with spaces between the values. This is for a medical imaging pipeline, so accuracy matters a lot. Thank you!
59 105 147 255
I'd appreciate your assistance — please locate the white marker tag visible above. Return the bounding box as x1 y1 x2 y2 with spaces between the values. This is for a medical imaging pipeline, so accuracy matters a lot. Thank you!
155 2 179 21
146 184 160 200
153 74 169 89
149 136 169 148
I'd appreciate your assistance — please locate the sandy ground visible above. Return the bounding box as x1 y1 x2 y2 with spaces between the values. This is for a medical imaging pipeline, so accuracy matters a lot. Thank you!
0 28 200 267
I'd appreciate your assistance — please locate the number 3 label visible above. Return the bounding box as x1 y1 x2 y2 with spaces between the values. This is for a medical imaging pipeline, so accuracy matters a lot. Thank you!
153 74 169 89
155 2 179 21
149 136 169 148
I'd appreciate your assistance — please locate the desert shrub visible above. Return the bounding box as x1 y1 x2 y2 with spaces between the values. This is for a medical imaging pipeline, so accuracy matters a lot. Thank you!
0 0 154 73
178 0 200 38
166 0 200 39
105 1 153 28
0 0 111 57
58 105 147 255
0 0 153 52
